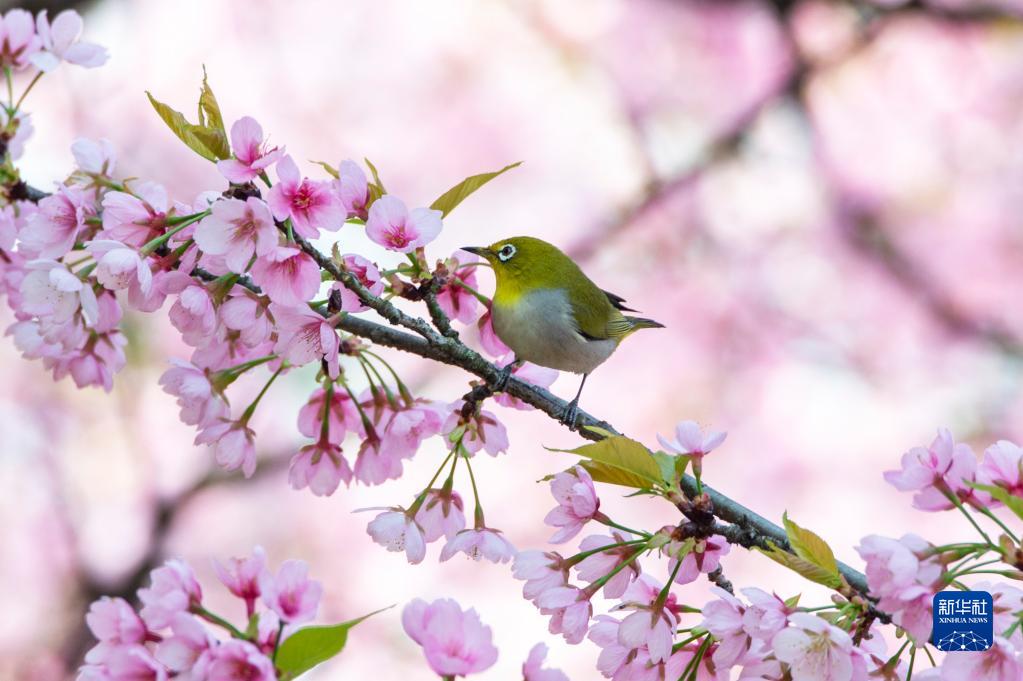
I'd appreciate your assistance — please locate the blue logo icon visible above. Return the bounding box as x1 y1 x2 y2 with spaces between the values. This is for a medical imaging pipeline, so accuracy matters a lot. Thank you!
932 591 993 651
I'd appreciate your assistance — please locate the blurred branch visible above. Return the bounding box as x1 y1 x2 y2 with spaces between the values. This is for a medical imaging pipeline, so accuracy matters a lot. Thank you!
60 452 292 667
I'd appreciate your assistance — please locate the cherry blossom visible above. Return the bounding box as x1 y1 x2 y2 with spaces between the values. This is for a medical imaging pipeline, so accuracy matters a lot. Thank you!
249 246 320 307
217 116 284 185
19 185 93 258
137 560 203 630
614 575 678 663
204 639 277 681
544 465 600 544
332 253 383 313
259 559 322 623
436 251 481 324
194 197 277 273
522 643 569 681
83 597 146 664
336 159 369 220
72 137 116 176
100 184 169 246
19 259 98 325
441 527 516 564
670 533 731 585
195 419 258 478
657 420 727 460
212 546 267 617
0 9 41 70
365 195 442 252
297 386 361 443
574 532 642 598
414 489 466 542
977 439 1023 499
289 438 352 496
270 303 340 378
85 240 153 294
154 614 212 673
364 508 427 564
771 613 855 681
493 359 558 411
402 598 498 677
267 154 344 237
883 428 978 511
30 9 108 71
159 359 227 429
513 551 570 605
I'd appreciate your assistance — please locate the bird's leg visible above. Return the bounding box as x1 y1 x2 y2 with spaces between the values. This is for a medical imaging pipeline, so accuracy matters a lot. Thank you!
559 373 589 430
491 356 522 392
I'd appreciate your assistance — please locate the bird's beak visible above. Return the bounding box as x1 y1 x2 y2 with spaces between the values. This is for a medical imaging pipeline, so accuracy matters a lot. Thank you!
460 246 488 257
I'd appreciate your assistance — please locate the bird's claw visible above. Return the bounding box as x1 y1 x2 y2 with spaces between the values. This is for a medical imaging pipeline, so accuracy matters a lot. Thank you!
559 399 580 431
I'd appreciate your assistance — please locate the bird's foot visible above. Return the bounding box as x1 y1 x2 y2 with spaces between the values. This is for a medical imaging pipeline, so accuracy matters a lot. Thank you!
491 359 521 392
559 398 580 431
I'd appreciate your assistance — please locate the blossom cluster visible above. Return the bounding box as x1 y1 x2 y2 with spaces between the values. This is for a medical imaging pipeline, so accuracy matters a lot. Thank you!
77 547 321 681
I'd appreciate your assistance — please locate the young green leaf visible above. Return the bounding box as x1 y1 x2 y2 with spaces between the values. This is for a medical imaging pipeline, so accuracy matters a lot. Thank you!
757 543 844 589
968 481 1023 521
429 162 521 217
197 67 227 141
548 435 665 489
782 512 840 578
312 160 340 179
275 606 391 679
579 459 655 489
146 91 230 162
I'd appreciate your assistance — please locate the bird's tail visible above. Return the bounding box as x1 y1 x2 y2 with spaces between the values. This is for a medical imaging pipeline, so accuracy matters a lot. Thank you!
625 316 665 332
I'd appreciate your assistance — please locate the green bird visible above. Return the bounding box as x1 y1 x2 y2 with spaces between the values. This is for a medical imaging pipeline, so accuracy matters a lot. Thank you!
461 236 664 428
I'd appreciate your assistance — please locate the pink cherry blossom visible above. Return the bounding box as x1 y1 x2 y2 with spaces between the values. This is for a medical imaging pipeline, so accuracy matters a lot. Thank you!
217 116 284 184
194 197 277 273
542 592 592 645
160 272 216 347
771 613 854 681
270 303 340 378
414 489 466 542
87 645 168 681
297 386 361 443
436 251 481 324
856 533 941 642
513 550 571 604
701 587 754 669
195 419 258 478
249 246 319 307
402 598 498 677
204 639 276 681
212 546 267 617
940 637 1023 681
522 643 569 681
219 293 272 347
364 508 427 564
86 240 153 294
0 204 15 251
19 259 98 325
0 9 41 71
377 402 447 462
977 440 1023 499
493 359 558 410
332 253 383 313
657 420 727 460
615 574 679 664
883 428 978 511
289 439 351 496
72 137 116 176
259 559 322 623
574 532 642 599
441 527 516 564
336 159 370 220
671 534 731 585
100 184 169 247
267 155 344 237
84 597 146 664
20 185 93 258
544 465 600 544
153 614 211 673
740 587 789 641
365 195 442 252
30 9 108 72
137 559 203 630
976 581 1023 646
159 359 227 429
444 405 509 456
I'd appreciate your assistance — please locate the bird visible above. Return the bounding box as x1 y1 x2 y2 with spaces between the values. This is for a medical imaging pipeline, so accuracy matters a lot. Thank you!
461 236 664 429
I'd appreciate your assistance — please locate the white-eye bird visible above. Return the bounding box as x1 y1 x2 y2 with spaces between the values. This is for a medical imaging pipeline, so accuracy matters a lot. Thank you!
461 236 664 428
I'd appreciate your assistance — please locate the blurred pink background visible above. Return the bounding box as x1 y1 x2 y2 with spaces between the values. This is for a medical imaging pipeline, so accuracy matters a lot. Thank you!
3 0 1023 678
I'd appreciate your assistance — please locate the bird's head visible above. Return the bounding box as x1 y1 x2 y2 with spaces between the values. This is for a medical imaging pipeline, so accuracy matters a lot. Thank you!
460 237 564 292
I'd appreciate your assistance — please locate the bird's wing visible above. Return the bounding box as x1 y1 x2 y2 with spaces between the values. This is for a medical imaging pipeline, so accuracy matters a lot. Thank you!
570 285 634 342
602 289 639 312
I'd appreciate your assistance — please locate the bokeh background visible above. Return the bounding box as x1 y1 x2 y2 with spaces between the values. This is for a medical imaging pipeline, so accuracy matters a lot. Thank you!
2 0 1023 678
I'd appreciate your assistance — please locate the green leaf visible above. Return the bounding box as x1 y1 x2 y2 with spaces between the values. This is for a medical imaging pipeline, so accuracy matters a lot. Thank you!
147 70 230 163
313 160 340 179
579 459 656 489
197 66 227 143
429 162 521 217
364 157 387 203
549 435 665 490
758 542 844 589
275 606 390 679
968 481 1023 521
783 512 840 577
784 593 801 608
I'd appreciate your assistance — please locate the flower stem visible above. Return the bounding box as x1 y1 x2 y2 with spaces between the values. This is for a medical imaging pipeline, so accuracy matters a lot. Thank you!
590 545 645 591
139 210 210 256
977 506 1019 543
565 539 648 567
946 492 993 546
11 71 42 115
194 605 248 640
241 365 284 424
462 445 485 528
595 516 651 538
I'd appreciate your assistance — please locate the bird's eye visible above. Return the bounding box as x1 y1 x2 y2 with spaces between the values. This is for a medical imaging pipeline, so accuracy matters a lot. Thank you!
497 244 516 262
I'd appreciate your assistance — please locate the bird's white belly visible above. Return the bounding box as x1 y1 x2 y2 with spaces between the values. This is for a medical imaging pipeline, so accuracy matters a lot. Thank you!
492 288 616 374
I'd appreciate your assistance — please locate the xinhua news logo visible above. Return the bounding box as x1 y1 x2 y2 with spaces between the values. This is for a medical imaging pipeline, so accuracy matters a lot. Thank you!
932 591 993 652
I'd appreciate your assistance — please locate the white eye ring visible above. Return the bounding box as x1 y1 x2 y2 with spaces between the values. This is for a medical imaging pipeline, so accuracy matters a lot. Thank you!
497 244 516 262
